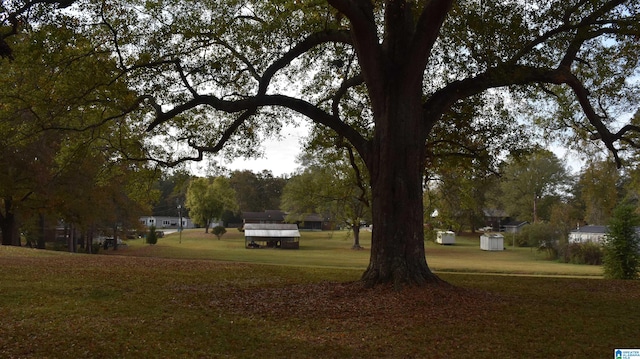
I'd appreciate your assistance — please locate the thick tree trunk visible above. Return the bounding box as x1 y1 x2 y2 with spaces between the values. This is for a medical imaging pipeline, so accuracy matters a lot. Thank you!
361 87 442 288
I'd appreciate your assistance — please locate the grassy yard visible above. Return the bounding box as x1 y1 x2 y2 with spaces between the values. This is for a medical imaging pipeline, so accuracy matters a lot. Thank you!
108 229 603 277
1 230 637 358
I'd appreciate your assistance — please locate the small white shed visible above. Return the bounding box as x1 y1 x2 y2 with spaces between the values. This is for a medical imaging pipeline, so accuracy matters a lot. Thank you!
480 233 504 251
436 231 455 245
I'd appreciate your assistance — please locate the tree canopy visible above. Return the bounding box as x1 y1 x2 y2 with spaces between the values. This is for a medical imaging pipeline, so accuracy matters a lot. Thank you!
185 177 238 233
603 202 640 279
500 150 570 223
0 21 157 247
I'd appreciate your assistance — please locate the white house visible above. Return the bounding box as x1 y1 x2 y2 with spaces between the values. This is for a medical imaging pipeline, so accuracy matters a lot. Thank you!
139 216 196 229
568 225 608 244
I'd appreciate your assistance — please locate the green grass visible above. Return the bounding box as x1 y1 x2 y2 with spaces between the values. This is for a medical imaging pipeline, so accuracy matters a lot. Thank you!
112 229 603 277
1 230 637 358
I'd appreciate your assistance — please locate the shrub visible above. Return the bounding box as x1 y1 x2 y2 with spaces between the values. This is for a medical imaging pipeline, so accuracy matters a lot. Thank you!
91 242 101 254
212 226 227 240
520 223 561 260
147 225 158 245
603 203 640 279
424 227 437 243
512 232 530 247
557 242 603 265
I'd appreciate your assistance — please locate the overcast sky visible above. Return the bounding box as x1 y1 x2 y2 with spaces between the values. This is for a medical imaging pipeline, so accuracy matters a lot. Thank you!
205 122 310 177
202 126 584 178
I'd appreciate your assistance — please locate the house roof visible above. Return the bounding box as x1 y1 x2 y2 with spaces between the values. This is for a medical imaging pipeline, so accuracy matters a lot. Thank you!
502 220 528 227
244 223 300 238
570 225 608 234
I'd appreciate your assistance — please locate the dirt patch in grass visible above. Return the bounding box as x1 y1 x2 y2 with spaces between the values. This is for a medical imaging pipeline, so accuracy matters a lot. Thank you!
196 280 507 356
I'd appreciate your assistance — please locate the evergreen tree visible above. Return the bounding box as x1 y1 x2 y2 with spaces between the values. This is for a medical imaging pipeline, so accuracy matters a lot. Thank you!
603 203 640 280
147 225 158 245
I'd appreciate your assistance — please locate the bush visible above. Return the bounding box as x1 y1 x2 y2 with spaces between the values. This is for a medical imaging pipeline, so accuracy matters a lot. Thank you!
557 242 603 265
147 225 158 245
512 232 530 247
212 226 227 240
91 242 101 254
424 227 437 243
519 223 561 259
603 203 640 279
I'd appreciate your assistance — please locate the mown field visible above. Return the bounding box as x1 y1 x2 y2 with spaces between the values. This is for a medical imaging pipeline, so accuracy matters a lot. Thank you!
1 229 638 358
107 229 603 277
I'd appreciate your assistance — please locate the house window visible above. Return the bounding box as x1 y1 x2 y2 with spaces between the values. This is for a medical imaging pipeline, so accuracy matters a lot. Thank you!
163 220 171 226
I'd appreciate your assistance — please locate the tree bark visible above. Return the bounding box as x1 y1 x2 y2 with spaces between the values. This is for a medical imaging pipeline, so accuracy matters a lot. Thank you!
361 84 442 289
351 224 363 250
38 213 46 249
0 197 18 246
112 224 118 250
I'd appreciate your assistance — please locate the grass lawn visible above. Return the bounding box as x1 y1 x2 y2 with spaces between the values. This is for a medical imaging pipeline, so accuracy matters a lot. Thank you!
108 229 603 277
1 230 637 358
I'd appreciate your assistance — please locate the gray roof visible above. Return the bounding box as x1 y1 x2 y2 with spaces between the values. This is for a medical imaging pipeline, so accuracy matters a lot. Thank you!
570 225 608 234
244 223 300 238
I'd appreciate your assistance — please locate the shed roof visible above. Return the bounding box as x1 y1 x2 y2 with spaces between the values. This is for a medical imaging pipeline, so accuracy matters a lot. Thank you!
481 233 504 238
244 223 300 238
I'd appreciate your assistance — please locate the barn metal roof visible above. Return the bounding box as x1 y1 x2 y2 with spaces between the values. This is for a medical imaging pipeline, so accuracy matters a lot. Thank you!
244 223 300 238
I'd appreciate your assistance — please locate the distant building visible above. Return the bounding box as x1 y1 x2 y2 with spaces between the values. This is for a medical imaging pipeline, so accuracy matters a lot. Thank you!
482 209 527 233
480 233 504 251
139 216 196 229
242 210 333 231
501 220 528 233
568 225 608 244
244 223 300 249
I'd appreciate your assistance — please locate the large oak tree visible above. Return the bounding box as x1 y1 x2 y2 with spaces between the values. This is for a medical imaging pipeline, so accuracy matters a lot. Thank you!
88 0 640 287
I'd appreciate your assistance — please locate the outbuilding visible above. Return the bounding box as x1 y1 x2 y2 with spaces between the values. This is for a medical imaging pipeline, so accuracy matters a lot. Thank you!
244 223 301 249
480 233 504 251
436 231 455 245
